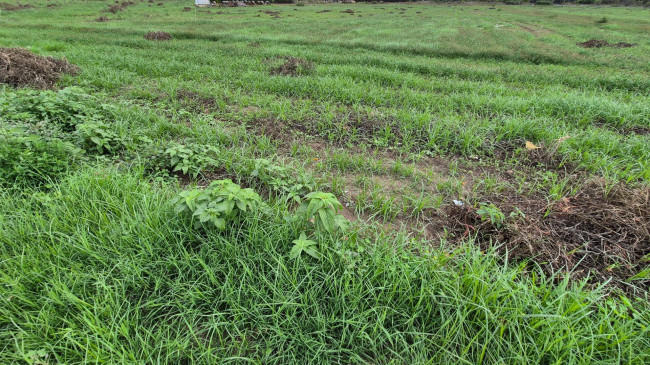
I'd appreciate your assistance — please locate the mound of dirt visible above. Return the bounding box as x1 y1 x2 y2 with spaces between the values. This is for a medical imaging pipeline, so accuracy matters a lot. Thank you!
95 16 110 22
269 56 314 76
341 9 355 14
0 47 80 89
578 39 637 48
0 2 33 11
103 1 135 13
444 181 650 292
182 6 192 11
144 31 172 41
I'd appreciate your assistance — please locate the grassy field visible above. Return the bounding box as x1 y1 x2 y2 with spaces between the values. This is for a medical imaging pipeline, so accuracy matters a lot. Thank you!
1 1 649 363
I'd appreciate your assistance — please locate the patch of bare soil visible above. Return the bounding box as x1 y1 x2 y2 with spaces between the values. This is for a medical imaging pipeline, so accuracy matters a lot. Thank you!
177 89 216 113
95 16 110 22
144 31 172 41
182 6 192 12
625 126 650 136
0 47 80 89
441 180 650 292
341 9 355 14
578 39 637 48
103 1 135 13
316 9 331 13
269 56 314 76
0 2 33 11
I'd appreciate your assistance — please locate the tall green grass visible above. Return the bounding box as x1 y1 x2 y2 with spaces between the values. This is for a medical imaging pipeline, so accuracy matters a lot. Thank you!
0 168 648 363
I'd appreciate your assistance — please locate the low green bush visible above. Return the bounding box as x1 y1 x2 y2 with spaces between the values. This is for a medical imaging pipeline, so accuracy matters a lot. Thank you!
0 128 82 188
172 179 261 229
0 87 106 131
148 142 220 178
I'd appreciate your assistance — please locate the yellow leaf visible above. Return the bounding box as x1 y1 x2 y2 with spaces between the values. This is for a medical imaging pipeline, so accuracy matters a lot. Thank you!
525 141 540 150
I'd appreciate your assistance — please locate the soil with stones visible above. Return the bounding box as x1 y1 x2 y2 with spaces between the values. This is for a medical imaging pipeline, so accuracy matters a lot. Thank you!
0 47 80 89
144 31 173 41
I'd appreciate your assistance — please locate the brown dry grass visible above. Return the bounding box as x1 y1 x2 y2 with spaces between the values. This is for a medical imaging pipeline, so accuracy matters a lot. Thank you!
0 47 80 89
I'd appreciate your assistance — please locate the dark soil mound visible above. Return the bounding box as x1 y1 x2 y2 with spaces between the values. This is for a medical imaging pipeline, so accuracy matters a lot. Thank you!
144 31 173 41
0 47 80 89
578 39 610 48
341 9 355 14
95 16 110 22
269 57 314 76
578 39 637 48
103 1 135 13
445 182 650 292
0 2 33 11
182 6 192 11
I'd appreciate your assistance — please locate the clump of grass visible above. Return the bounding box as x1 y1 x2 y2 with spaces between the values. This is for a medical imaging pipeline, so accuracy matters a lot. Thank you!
596 17 608 24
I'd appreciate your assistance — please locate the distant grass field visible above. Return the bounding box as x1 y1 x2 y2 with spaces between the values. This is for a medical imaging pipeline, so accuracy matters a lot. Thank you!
1 1 649 363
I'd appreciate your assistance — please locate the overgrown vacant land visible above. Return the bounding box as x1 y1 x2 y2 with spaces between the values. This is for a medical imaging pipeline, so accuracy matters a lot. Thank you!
1 0 649 363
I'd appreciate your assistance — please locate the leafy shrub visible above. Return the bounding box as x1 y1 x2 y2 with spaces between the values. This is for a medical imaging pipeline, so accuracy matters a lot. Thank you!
503 0 523 4
172 179 261 229
535 1 553 5
76 121 124 154
0 87 106 131
149 143 219 178
577 0 595 3
297 192 348 235
250 158 313 203
0 128 82 188
476 203 525 229
476 203 507 228
290 232 319 260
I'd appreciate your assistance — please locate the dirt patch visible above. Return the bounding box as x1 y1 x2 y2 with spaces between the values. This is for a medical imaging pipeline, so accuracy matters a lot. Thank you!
177 89 216 113
95 16 110 22
341 9 355 14
0 2 33 11
441 181 650 292
182 6 192 12
625 126 650 136
512 22 553 37
577 39 637 48
0 47 80 89
144 31 173 41
103 1 135 13
261 10 280 18
269 56 314 76
248 41 261 48
316 10 331 13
